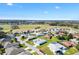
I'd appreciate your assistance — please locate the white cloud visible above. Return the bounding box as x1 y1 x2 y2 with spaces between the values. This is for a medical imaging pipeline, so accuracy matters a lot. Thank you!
55 6 60 9
7 3 13 6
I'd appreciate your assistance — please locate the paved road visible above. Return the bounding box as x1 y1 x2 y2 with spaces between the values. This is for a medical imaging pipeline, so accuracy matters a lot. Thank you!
16 37 44 55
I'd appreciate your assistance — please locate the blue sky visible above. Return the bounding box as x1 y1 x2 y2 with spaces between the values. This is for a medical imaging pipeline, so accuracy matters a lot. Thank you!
0 3 79 20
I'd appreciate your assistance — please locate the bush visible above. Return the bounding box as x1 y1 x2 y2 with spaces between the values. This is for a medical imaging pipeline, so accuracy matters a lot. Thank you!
0 44 5 55
21 36 26 41
19 44 27 48
76 44 79 50
0 31 7 39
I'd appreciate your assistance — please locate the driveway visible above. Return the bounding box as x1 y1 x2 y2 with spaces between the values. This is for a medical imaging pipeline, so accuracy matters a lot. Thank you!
16 36 44 55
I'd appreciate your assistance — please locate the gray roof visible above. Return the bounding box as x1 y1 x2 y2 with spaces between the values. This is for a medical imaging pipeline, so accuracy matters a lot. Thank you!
4 42 19 48
18 51 32 55
5 47 31 55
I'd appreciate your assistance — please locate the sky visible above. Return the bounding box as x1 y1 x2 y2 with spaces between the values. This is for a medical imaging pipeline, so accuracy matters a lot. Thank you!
0 3 79 20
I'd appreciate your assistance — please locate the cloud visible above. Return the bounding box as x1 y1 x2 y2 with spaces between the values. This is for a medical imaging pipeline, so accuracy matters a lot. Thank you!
55 6 60 9
7 3 13 6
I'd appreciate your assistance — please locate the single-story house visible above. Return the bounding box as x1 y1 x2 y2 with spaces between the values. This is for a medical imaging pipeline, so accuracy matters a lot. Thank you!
48 42 67 55
61 41 77 47
31 32 44 36
0 38 5 42
33 38 47 46
50 28 60 32
4 42 19 48
36 33 44 36
73 33 79 38
44 34 53 39
27 36 36 40
56 31 65 36
5 47 31 55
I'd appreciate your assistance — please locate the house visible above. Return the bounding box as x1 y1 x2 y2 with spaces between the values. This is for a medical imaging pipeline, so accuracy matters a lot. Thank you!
4 42 19 48
27 36 36 41
31 32 44 36
36 33 44 36
44 34 53 39
70 38 79 44
50 28 60 32
61 41 77 47
0 38 5 42
33 38 47 46
17 51 32 55
73 33 79 38
56 31 65 36
5 47 31 55
48 42 67 55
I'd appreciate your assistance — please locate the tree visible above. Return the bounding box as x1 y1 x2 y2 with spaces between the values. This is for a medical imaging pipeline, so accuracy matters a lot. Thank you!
0 27 3 30
76 43 79 50
0 31 6 39
11 38 18 43
64 31 68 35
72 24 79 29
67 33 73 41
0 43 5 55
21 36 26 41
57 35 65 40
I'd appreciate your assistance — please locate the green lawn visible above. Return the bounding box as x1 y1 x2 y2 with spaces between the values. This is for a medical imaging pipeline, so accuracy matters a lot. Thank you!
32 52 38 55
28 49 32 51
48 37 61 43
37 45 53 55
64 47 78 55
26 41 35 45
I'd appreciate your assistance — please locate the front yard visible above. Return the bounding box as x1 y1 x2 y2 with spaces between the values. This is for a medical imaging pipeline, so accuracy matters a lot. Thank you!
26 41 35 45
64 47 78 55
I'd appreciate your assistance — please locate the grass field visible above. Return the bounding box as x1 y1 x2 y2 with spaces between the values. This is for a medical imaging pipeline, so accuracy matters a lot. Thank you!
1 24 74 33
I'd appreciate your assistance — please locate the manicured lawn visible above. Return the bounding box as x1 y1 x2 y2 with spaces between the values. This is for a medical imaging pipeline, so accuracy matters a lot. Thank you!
26 41 35 45
64 47 78 55
28 49 32 51
37 43 53 55
48 37 61 43
32 52 38 55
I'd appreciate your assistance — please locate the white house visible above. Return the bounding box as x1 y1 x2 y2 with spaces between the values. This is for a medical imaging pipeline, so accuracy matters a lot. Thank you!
27 35 36 40
48 42 67 55
33 38 47 46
